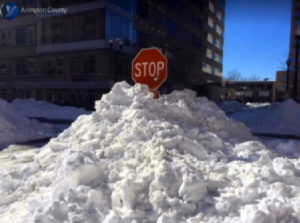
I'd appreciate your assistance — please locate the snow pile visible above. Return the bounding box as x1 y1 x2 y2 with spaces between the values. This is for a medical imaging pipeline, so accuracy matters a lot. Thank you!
2 82 300 223
246 102 270 109
12 98 90 120
262 138 300 158
0 99 53 148
218 101 249 113
231 99 300 135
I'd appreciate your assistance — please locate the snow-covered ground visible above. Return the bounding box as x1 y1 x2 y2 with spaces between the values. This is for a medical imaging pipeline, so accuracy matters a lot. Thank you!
1 82 300 223
12 98 90 120
0 100 54 149
230 99 300 135
218 101 270 114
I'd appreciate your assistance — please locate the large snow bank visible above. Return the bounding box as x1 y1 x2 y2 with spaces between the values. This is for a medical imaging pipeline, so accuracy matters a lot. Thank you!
0 99 53 148
12 98 90 120
1 82 300 223
231 99 300 135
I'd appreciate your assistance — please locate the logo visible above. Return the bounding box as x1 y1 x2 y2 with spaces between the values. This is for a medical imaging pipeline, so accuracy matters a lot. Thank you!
0 2 20 20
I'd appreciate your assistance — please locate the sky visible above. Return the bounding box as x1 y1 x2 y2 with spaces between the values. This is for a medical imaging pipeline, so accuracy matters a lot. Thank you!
223 0 292 80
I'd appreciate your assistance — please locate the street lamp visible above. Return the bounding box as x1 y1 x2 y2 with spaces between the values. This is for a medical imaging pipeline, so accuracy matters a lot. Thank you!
108 38 124 83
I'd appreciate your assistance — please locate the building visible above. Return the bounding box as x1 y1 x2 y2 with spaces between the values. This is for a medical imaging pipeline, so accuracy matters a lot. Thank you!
276 70 288 101
225 81 276 102
288 0 300 101
0 0 226 108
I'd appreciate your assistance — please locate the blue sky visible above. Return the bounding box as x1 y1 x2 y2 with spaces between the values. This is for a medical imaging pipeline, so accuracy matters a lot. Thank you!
223 0 292 80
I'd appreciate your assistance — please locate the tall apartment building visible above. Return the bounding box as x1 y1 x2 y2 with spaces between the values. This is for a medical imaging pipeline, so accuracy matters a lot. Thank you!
0 0 226 108
289 0 300 101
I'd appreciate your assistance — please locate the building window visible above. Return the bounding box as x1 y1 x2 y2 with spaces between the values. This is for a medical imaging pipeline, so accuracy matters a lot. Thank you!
51 17 61 43
16 26 35 46
215 67 222 76
206 48 213 59
214 53 222 63
280 86 287 91
207 33 213 44
208 17 214 28
215 39 222 49
42 57 55 75
42 18 51 44
216 25 223 36
71 55 96 75
84 55 96 74
0 60 9 75
84 11 97 40
166 19 176 35
73 15 84 41
137 1 148 18
57 57 64 74
195 18 202 30
168 0 178 10
155 11 164 27
202 63 212 73
16 59 35 75
106 9 134 44
216 11 223 21
62 17 72 42
194 36 201 47
0 30 11 47
281 75 287 81
209 1 214 13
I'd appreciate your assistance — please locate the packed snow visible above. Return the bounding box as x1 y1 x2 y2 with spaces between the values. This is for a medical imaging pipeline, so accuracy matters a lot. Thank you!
218 101 249 113
231 99 300 135
12 98 90 120
0 99 54 149
262 137 300 158
218 101 270 114
1 82 300 223
246 102 270 109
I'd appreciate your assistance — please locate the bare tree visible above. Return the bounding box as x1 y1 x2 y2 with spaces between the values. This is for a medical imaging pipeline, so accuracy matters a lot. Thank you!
225 70 243 81
247 74 261 81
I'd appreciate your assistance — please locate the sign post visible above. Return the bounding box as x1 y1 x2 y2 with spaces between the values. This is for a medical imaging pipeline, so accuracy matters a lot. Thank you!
132 47 168 98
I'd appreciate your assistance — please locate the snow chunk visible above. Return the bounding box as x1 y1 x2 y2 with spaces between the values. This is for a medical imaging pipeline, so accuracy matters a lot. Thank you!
0 99 54 148
12 98 89 120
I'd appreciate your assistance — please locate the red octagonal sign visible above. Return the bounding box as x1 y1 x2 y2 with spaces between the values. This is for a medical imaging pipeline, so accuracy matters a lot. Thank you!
132 47 168 90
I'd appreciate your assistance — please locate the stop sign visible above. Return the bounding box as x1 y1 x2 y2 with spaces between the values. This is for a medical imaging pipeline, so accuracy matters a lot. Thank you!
132 47 168 90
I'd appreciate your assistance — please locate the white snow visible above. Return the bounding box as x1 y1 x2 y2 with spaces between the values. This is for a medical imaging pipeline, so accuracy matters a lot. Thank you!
261 138 300 158
0 99 54 148
219 101 270 114
218 101 249 113
231 99 300 135
246 102 270 109
12 98 90 120
1 82 300 223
